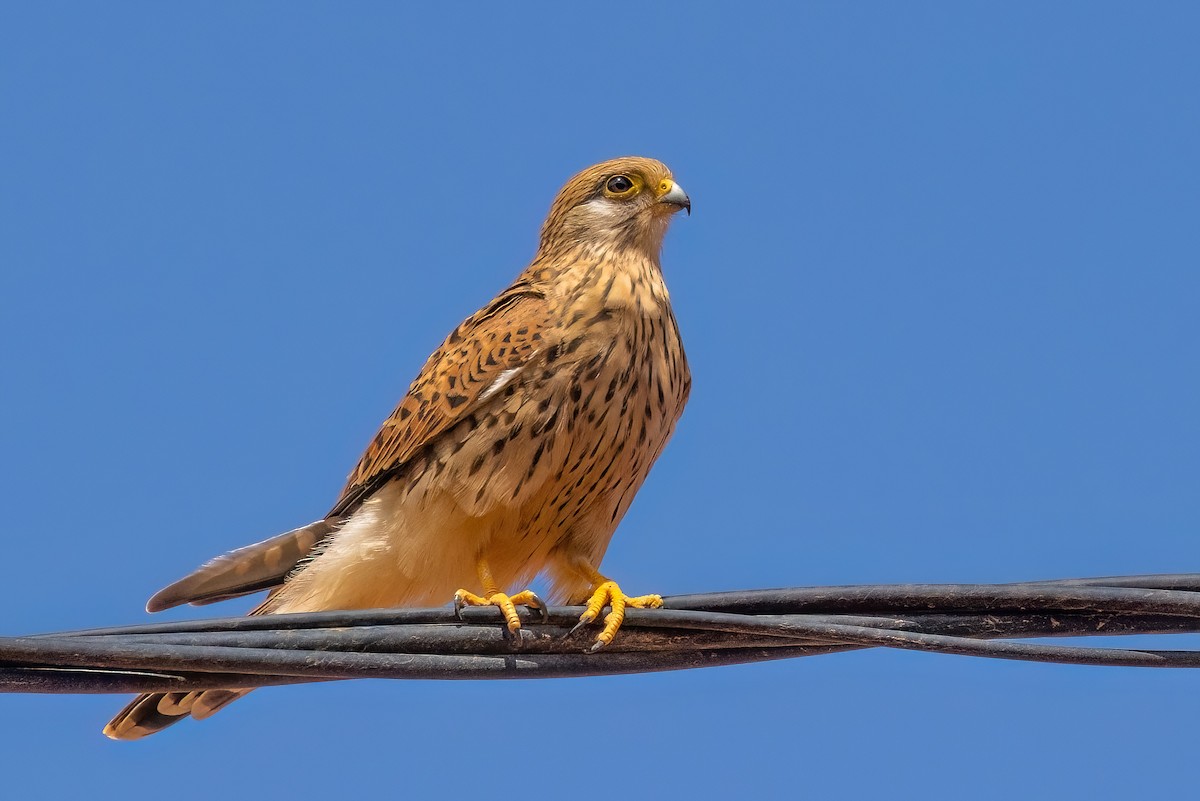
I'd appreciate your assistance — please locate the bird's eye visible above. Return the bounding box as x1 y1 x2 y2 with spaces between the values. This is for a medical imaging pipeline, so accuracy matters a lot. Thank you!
606 175 635 195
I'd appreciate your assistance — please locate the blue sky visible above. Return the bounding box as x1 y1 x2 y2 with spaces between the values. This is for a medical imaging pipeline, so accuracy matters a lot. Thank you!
3 3 1198 797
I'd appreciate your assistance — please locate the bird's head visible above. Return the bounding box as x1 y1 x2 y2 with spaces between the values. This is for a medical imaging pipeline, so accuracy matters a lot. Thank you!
538 156 690 258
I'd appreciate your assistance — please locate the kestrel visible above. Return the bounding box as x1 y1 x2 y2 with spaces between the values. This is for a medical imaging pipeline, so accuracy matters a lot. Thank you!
104 156 692 740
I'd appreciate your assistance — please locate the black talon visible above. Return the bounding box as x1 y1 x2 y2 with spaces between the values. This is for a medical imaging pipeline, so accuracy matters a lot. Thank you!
504 625 527 650
588 639 608 654
453 594 466 621
527 592 550 624
569 617 592 637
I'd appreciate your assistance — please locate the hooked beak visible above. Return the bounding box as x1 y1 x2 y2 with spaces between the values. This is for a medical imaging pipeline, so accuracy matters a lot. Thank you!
655 179 691 216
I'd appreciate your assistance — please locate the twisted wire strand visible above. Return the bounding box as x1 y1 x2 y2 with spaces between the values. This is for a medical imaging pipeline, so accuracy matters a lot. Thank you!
5 574 1200 695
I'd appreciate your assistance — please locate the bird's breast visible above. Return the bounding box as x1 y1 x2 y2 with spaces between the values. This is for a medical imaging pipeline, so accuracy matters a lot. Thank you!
497 263 689 552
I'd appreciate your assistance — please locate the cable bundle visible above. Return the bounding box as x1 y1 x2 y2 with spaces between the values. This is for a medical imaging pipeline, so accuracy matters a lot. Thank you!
6 574 1200 695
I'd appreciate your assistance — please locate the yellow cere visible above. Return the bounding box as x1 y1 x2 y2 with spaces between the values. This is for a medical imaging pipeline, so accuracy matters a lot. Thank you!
654 179 675 198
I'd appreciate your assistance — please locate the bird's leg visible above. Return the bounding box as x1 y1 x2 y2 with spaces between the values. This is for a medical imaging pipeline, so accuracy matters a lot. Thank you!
453 555 547 637
567 558 662 652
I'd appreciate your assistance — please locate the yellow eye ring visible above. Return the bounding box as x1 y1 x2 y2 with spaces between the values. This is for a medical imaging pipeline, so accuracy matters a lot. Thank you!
603 174 641 199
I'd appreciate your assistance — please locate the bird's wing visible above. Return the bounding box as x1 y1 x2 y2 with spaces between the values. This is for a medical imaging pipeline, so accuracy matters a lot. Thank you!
144 281 550 613
145 519 338 612
330 281 551 516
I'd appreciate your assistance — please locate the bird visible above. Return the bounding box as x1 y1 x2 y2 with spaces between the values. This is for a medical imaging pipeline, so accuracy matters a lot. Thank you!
103 156 692 740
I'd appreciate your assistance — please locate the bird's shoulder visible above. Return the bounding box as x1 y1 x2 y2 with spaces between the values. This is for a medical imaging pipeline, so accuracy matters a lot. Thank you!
330 279 554 515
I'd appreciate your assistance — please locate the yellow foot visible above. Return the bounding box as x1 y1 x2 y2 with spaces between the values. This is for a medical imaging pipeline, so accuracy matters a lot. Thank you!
453 588 548 638
571 580 662 652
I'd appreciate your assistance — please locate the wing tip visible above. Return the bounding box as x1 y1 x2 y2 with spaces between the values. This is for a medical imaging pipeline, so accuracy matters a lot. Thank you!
140 519 338 613
144 592 176 614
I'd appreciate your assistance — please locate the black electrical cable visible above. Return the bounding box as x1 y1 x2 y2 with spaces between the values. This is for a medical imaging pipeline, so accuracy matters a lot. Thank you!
4 575 1200 696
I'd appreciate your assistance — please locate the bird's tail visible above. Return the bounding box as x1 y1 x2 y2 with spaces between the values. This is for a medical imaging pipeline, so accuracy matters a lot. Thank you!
102 518 340 740
103 689 251 740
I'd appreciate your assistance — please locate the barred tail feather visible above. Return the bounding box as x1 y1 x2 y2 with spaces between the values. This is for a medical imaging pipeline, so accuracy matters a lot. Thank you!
103 689 250 741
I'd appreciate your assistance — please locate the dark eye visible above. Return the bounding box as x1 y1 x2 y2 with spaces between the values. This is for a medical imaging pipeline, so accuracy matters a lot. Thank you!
606 175 634 194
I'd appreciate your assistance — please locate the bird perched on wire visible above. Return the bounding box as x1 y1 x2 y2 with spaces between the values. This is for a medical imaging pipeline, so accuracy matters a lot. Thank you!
103 156 692 740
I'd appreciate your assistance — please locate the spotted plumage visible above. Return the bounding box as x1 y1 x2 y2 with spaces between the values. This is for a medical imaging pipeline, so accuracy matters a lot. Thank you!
104 156 691 740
